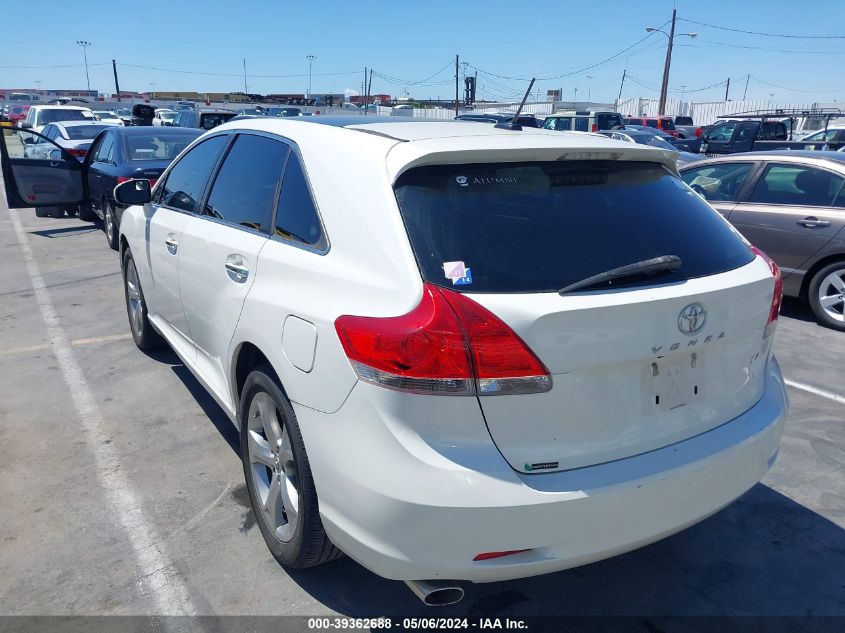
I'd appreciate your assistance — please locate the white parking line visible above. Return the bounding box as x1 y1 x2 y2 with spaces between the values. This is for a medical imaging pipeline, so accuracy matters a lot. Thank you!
9 209 196 616
0 333 133 357
784 379 845 405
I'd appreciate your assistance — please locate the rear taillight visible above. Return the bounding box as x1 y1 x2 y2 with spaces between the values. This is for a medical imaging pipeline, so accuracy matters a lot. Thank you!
473 549 530 561
751 246 782 337
67 148 86 157
335 283 552 396
695 127 702 137
591 123 598 132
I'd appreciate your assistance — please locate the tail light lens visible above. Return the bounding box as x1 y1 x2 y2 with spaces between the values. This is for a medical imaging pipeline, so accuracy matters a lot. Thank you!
116 176 132 184
473 549 530 561
695 127 702 137
335 283 552 396
751 246 782 338
591 123 598 132
67 148 86 157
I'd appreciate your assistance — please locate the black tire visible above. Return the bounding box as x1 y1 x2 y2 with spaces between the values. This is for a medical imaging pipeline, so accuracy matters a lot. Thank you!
78 200 97 222
35 207 50 218
104 201 119 251
240 364 342 569
121 247 164 350
807 261 845 331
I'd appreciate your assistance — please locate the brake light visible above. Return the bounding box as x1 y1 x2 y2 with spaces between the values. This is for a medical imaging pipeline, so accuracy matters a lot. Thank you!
695 127 702 138
116 176 132 184
67 148 86 157
591 123 598 132
473 550 530 561
117 176 157 188
751 246 782 337
335 283 552 396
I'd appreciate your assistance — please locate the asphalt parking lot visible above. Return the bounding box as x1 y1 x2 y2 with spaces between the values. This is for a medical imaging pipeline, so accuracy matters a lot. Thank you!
0 196 843 623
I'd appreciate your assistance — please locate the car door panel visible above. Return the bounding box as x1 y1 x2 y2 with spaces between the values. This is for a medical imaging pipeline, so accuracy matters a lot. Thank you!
729 163 845 282
175 133 287 409
178 221 267 405
0 128 86 208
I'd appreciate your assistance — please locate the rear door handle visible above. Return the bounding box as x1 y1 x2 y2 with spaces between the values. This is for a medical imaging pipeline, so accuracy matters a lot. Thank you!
798 217 831 228
164 235 178 254
225 255 249 283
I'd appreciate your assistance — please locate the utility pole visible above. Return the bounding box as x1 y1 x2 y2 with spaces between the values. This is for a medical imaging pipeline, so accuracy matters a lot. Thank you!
724 77 730 101
657 10 676 115
112 59 121 102
76 41 92 93
743 74 750 100
586 75 594 102
366 68 373 112
454 54 459 116
243 58 248 94
617 66 627 105
306 54 317 97
363 67 367 115
574 87 578 102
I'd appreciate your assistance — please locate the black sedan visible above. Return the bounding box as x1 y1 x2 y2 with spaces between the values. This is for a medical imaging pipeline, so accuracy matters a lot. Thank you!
78 126 202 249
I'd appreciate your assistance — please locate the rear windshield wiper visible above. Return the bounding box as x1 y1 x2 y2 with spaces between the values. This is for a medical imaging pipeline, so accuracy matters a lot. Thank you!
558 255 682 295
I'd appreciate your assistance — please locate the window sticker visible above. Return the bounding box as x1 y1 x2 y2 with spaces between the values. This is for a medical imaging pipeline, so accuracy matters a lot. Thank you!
443 261 473 286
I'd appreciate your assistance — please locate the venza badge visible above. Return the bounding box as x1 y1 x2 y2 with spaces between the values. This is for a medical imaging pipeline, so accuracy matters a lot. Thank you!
678 303 706 335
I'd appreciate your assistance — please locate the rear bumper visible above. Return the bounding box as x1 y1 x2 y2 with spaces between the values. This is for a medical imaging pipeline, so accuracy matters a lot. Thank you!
298 357 788 583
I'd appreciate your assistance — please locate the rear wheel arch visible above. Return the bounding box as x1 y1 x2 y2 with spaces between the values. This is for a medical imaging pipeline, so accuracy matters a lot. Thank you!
233 342 276 412
800 253 845 301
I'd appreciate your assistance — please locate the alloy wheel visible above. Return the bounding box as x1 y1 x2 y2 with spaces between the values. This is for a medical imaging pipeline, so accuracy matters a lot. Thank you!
246 391 300 542
817 270 845 323
105 204 115 245
125 260 144 338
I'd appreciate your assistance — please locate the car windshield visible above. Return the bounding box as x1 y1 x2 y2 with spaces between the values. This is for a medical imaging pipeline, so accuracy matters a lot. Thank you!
394 161 754 293
116 109 131 116
160 112 176 121
633 135 677 150
123 132 199 161
64 125 112 140
37 109 94 125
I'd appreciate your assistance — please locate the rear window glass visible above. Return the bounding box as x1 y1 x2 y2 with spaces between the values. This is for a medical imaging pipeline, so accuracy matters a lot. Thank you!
123 132 199 161
596 113 623 130
64 125 111 140
199 112 235 129
36 109 94 125
394 161 755 293
661 119 676 130
574 118 589 132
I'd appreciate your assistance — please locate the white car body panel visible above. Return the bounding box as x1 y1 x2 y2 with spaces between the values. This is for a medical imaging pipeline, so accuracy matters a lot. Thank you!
117 118 788 583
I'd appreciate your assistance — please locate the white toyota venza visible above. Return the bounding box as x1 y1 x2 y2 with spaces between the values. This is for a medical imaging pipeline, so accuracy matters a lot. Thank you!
0 119 789 605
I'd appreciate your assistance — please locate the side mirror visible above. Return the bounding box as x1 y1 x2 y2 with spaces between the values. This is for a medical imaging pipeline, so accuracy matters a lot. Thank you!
114 179 152 205
50 149 62 160
20 122 33 129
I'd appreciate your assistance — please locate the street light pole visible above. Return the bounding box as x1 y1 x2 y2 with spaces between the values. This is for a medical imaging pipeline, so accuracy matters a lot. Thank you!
306 54 317 98
76 40 92 93
646 12 696 115
586 75 594 102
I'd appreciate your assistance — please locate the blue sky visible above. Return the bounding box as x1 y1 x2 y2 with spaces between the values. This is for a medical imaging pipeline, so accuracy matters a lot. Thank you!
3 0 844 103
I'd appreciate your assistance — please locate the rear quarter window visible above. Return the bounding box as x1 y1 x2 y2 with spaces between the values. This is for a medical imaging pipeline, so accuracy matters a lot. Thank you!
394 161 755 293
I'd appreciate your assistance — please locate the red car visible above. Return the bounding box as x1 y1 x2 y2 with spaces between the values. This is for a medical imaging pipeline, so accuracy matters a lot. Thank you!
5 104 31 125
624 115 679 137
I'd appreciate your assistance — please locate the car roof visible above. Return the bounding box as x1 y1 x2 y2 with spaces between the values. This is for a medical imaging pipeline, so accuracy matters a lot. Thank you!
33 105 90 111
680 150 845 169
110 125 203 137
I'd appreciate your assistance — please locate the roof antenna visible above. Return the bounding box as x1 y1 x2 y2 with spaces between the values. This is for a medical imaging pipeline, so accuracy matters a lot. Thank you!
495 77 536 131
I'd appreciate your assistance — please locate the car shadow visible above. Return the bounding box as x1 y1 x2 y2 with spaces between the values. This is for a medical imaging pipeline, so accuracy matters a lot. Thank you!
283 484 845 617
30 224 100 238
780 296 817 325
142 346 240 456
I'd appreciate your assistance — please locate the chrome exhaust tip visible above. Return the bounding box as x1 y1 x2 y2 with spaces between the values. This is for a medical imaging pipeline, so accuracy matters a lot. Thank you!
404 579 465 606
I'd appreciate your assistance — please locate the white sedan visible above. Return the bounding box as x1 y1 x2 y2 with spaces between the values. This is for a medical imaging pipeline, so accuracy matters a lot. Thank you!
0 119 788 606
153 109 177 126
93 110 124 126
22 120 121 160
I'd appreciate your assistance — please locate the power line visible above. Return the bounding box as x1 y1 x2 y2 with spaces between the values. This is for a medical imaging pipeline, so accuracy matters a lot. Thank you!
117 63 360 78
466 21 670 82
679 18 845 39
749 76 845 94
694 38 845 54
373 60 455 87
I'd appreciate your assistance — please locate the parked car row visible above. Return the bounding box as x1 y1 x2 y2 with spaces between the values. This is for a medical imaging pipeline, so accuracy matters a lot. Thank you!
0 117 789 606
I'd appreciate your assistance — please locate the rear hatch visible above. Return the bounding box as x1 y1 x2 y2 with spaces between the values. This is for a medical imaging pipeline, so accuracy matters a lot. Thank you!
394 159 775 473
